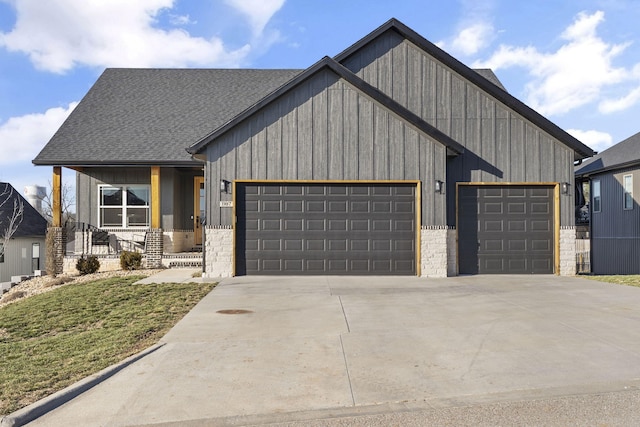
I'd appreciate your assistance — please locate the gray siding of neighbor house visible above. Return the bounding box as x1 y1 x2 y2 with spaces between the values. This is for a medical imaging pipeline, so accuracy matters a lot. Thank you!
1 237 46 282
590 167 640 274
76 167 199 230
341 31 575 226
205 68 447 227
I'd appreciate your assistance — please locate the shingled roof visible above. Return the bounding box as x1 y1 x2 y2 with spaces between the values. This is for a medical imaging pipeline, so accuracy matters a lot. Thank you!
575 131 640 177
33 69 302 166
0 183 47 238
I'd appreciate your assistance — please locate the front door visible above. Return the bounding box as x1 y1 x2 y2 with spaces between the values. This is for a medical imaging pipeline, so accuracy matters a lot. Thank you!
193 177 205 246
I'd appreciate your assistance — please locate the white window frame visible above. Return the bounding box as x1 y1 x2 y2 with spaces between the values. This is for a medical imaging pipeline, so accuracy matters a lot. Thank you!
592 179 601 213
623 174 633 210
98 185 150 228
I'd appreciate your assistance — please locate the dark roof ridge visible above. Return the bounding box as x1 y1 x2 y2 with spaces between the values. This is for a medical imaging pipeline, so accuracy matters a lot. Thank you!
334 18 594 160
188 56 465 156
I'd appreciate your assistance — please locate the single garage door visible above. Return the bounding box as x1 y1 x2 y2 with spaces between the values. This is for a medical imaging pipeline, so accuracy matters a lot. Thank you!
236 182 416 275
458 185 554 274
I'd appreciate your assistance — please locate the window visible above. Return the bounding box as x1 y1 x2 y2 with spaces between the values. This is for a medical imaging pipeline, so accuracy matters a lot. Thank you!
99 185 150 228
0 243 4 263
592 180 601 213
624 174 633 210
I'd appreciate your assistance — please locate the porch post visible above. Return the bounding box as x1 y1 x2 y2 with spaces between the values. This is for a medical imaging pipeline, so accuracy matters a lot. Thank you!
52 166 62 227
151 166 161 229
48 166 64 275
146 166 163 268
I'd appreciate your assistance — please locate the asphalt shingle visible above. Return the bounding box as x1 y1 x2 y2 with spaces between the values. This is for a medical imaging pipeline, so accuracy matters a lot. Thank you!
33 69 302 166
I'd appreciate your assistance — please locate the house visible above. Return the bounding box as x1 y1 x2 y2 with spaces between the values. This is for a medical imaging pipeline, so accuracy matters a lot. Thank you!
575 131 640 274
34 18 594 277
0 182 48 284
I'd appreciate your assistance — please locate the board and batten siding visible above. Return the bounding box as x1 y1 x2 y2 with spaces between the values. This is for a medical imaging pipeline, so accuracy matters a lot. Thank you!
205 68 447 227
590 167 640 274
341 30 576 226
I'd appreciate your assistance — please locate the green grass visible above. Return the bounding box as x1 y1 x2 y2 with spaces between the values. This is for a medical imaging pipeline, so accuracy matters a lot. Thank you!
582 275 640 288
0 276 216 415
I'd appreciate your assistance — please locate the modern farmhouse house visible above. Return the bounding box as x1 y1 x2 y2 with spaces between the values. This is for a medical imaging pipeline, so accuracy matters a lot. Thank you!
575 131 640 274
34 19 594 277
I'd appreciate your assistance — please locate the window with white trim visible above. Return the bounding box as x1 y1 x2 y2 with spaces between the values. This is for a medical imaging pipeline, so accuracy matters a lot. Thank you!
592 180 601 213
99 185 150 228
624 174 633 210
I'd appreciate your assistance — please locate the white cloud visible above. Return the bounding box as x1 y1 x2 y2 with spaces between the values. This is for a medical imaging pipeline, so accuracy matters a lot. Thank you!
450 22 494 56
0 103 78 165
566 128 614 153
599 86 640 113
224 0 285 36
0 0 266 73
474 11 630 116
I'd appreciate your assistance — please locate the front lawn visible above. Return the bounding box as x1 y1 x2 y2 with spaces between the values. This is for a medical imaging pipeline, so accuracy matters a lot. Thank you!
0 276 215 415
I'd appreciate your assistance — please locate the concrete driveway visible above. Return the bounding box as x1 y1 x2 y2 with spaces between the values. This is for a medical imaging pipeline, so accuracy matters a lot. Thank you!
21 275 640 426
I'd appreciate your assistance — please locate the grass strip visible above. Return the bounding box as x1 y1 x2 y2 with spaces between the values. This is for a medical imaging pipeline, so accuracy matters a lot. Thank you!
582 275 640 288
0 276 216 415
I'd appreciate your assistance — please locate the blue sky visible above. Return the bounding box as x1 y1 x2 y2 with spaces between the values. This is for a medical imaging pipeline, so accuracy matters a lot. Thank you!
1 0 640 207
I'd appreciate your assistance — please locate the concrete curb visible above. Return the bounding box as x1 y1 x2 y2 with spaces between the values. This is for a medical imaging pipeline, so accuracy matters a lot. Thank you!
0 343 165 427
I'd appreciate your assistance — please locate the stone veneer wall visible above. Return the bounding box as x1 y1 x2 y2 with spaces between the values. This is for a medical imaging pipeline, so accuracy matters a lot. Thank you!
559 226 576 276
421 226 455 277
162 230 195 253
204 226 233 278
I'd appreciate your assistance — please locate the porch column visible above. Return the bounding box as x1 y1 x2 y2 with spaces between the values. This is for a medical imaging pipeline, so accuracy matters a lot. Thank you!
52 166 62 227
151 166 161 229
48 166 64 275
146 166 163 268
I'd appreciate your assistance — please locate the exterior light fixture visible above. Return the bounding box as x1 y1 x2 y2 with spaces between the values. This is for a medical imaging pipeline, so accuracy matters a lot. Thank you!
561 182 570 195
220 179 230 193
435 180 444 193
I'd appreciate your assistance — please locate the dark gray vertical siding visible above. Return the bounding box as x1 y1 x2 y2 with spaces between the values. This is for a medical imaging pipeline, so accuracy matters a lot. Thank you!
341 32 575 225
591 168 640 274
205 68 446 226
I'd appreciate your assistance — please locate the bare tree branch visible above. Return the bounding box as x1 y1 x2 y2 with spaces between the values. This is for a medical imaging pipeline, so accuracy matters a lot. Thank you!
0 183 25 258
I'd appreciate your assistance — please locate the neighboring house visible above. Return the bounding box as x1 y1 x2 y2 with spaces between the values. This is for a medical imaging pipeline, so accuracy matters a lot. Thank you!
34 19 594 277
575 132 640 274
0 183 48 283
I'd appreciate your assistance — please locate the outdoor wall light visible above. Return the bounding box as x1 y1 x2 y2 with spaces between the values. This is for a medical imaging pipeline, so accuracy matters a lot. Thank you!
220 179 231 193
435 180 444 193
561 182 570 195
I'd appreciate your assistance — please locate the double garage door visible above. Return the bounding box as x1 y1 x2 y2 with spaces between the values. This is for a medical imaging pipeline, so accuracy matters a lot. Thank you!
235 182 416 275
458 185 555 274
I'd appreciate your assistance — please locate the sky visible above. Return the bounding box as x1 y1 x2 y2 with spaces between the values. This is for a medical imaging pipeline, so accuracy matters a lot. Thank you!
1 0 640 208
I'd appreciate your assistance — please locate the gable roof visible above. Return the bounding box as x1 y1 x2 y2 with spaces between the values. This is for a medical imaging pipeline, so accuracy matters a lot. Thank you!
188 56 465 156
0 183 47 238
575 131 640 177
334 18 595 160
33 68 302 166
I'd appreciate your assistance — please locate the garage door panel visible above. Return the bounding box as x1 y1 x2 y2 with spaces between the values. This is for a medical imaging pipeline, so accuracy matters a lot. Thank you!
236 183 416 275
459 185 554 274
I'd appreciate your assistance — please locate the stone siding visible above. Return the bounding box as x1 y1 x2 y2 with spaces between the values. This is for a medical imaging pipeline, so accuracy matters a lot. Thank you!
559 226 576 276
204 226 233 278
421 226 453 277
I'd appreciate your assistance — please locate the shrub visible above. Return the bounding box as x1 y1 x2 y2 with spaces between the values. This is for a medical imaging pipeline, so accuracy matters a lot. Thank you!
120 251 142 271
76 256 100 275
